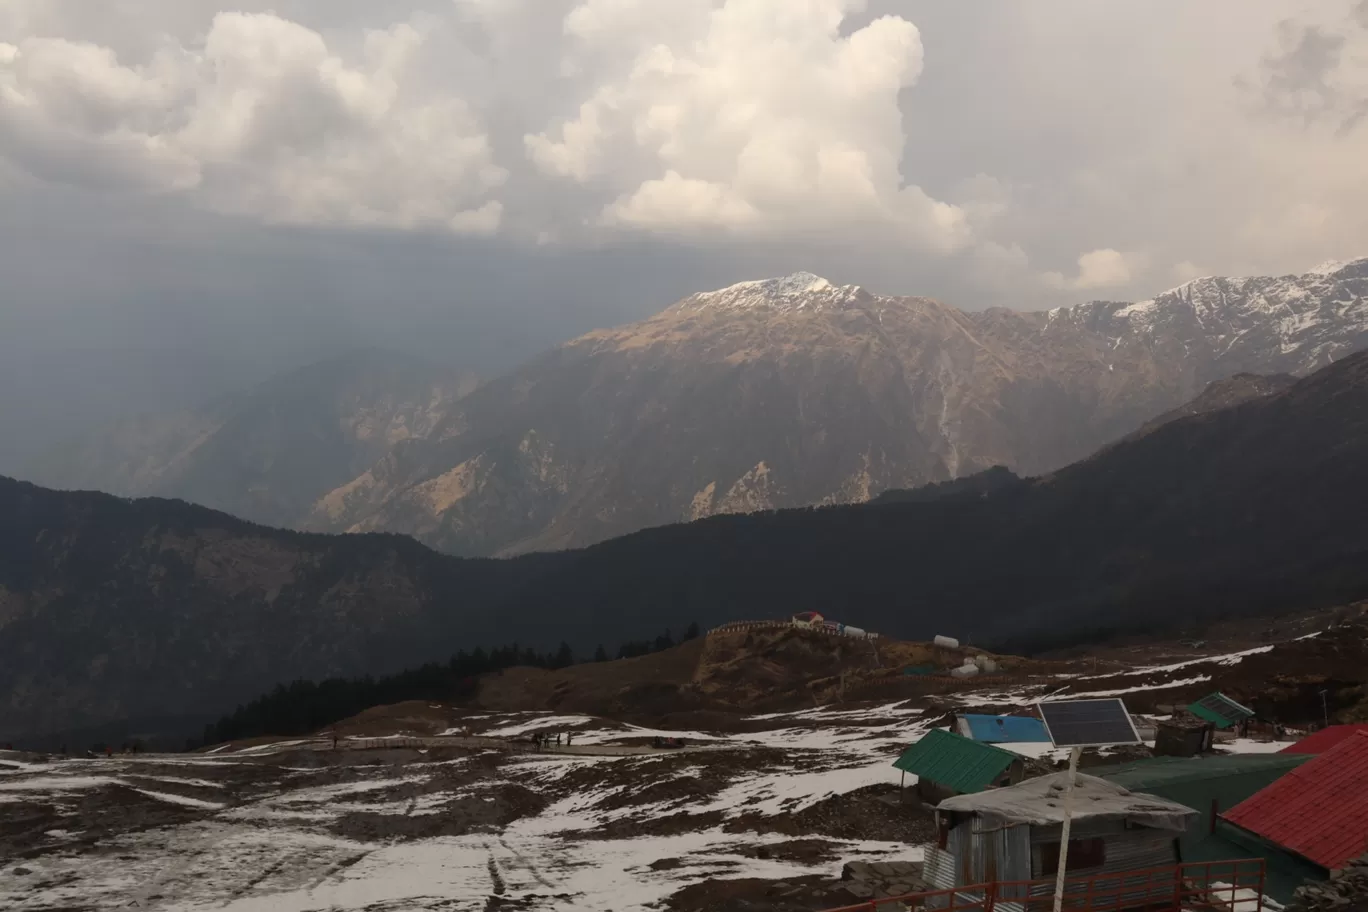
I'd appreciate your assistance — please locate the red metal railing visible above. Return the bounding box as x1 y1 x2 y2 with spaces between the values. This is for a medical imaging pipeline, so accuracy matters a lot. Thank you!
819 858 1265 912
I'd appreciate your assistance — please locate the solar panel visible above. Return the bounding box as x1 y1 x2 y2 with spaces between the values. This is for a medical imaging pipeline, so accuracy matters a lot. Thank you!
1037 698 1142 748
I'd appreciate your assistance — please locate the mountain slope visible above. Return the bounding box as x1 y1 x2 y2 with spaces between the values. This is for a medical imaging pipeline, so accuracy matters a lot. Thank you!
312 260 1368 556
486 348 1368 653
0 477 559 741
1124 372 1298 441
25 349 477 529
5 350 1368 741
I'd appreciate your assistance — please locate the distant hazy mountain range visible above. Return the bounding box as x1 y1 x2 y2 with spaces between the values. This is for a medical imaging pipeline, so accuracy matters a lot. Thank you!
29 258 1368 555
25 349 478 531
6 348 1368 742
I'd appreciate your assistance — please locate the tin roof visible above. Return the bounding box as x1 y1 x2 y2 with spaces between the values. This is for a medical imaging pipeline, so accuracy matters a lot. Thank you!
1090 753 1311 790
959 714 1050 744
892 729 1018 793
938 772 1197 831
1187 692 1254 728
1220 730 1368 871
1279 723 1368 755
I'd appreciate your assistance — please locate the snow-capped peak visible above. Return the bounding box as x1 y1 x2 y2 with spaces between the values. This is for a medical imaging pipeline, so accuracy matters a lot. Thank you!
1306 256 1368 277
683 272 865 313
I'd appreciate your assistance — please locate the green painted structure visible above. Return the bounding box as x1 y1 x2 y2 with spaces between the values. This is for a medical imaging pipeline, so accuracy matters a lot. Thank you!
1187 692 1255 729
892 729 1022 800
1092 753 1316 904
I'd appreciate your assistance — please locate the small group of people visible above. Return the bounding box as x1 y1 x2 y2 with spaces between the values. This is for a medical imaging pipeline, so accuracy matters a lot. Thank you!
531 730 573 751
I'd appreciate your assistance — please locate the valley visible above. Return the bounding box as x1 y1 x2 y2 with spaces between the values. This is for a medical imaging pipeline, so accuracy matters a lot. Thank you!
4 613 1363 912
6 346 1368 744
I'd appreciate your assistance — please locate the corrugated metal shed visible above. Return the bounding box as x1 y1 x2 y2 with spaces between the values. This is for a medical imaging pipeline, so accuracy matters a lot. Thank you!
958 714 1050 744
1221 730 1368 871
892 729 1018 794
1279 723 1368 755
1187 692 1254 729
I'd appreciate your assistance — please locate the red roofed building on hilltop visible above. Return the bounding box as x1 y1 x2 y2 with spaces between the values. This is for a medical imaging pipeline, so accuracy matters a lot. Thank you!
1221 730 1368 872
1279 722 1368 755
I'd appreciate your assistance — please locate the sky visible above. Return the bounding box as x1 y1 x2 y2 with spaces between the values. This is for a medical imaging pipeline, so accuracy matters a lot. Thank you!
2 0 1367 468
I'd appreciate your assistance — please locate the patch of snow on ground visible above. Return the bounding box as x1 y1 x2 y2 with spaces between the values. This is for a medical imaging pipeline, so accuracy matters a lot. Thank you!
1077 645 1275 681
232 739 313 755
1219 739 1290 754
0 775 116 791
130 787 227 809
703 755 898 817
1064 675 1212 698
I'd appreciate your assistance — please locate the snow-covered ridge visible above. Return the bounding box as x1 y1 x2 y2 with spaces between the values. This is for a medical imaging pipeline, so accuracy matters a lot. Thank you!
1307 255 1368 276
1045 255 1368 373
682 272 868 313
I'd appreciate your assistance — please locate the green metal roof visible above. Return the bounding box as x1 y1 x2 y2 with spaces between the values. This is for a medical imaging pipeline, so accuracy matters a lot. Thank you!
892 729 1018 793
1187 692 1255 728
1089 753 1310 790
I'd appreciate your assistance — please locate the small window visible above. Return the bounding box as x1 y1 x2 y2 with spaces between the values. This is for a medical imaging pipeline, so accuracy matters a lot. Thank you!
1039 838 1106 874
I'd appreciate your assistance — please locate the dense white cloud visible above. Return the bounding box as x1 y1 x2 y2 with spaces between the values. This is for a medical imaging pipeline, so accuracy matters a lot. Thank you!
524 0 971 251
2 0 1368 307
1043 249 1147 291
0 11 505 233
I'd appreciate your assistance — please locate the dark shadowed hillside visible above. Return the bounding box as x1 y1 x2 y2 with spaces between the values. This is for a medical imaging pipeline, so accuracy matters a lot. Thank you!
4 350 1368 741
484 348 1368 653
0 482 564 742
1121 371 1298 442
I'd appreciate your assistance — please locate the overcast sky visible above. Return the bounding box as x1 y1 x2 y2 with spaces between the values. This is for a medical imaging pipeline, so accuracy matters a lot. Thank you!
2 0 1367 466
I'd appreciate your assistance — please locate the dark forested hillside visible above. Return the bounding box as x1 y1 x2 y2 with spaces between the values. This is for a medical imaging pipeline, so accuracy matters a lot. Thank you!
0 482 567 742
4 350 1368 743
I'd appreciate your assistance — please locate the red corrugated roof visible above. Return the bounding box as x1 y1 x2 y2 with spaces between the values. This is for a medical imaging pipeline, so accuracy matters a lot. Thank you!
1221 730 1368 870
1279 723 1368 755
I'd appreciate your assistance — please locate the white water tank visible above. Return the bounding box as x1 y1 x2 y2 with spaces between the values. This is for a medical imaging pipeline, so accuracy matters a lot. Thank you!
934 635 960 649
843 625 867 639
950 663 980 679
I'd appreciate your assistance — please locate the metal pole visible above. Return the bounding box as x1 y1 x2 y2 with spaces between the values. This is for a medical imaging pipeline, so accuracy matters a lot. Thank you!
1320 689 1330 728
1051 746 1083 912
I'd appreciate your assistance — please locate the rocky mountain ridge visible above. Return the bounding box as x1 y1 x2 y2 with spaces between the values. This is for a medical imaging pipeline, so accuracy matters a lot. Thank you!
25 260 1368 557
310 258 1368 555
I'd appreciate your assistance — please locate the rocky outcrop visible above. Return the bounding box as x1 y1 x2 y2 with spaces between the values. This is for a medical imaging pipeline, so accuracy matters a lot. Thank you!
1288 854 1368 912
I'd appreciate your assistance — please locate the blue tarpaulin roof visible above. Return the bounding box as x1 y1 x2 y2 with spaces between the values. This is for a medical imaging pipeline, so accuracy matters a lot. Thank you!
959 714 1050 744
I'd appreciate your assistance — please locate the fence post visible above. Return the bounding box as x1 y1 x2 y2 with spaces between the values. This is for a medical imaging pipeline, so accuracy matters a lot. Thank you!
986 880 997 912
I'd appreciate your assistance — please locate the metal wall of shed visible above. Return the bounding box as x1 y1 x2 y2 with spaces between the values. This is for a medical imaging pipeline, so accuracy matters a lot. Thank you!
1026 819 1128 844
1026 829 1180 908
924 846 957 891
947 822 1033 893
